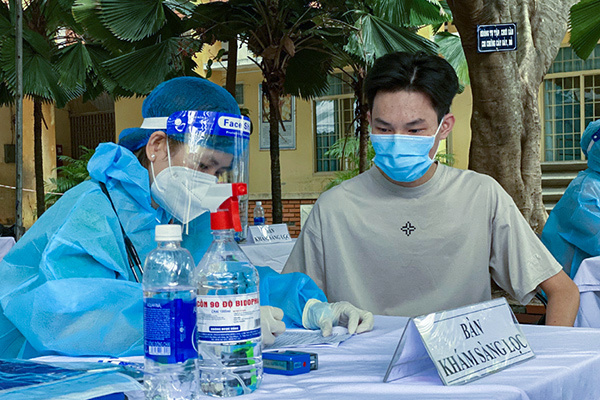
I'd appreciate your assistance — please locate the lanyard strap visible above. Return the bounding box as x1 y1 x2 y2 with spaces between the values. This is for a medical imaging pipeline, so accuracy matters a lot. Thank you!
98 181 143 282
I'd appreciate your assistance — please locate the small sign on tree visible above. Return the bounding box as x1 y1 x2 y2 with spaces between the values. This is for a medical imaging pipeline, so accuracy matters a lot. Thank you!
477 23 517 53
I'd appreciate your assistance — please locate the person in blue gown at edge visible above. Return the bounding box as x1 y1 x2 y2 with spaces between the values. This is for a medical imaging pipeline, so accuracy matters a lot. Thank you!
0 77 373 359
542 119 600 279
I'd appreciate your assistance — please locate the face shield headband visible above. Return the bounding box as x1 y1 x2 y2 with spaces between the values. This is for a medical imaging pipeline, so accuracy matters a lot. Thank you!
142 110 251 154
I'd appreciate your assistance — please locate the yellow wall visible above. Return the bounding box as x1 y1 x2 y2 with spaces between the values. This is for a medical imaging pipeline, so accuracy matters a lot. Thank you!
55 108 71 157
23 102 57 227
115 96 145 141
0 101 58 227
449 86 473 170
0 106 15 225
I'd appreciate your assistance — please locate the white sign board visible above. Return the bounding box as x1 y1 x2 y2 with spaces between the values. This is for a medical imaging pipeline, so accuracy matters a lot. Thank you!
384 298 534 385
248 224 292 244
477 23 517 53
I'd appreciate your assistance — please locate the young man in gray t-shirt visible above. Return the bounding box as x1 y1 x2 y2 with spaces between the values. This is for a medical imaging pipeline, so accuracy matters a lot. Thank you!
283 51 579 326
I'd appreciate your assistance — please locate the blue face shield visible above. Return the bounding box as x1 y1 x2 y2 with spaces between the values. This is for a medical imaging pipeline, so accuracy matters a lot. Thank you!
371 118 444 182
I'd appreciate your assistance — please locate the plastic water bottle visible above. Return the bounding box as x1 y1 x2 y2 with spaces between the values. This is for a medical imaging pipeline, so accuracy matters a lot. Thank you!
253 201 265 226
143 224 198 400
195 228 263 397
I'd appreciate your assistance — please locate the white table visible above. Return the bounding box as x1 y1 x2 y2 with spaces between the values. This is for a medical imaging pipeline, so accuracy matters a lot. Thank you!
27 316 600 400
573 256 600 328
0 236 15 263
236 316 600 400
240 240 296 273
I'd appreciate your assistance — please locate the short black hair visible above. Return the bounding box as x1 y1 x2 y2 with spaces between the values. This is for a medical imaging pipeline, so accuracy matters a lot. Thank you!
364 52 459 121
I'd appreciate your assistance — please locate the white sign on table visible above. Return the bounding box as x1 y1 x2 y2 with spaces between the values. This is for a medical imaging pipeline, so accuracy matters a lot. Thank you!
0 236 16 263
384 298 534 385
247 224 292 244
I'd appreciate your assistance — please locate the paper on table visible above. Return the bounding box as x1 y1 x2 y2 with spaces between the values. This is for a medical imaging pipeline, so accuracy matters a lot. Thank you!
267 326 353 349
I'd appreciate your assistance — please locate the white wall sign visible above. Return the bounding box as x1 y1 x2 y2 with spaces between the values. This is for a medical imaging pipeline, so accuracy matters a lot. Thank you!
258 85 296 150
248 224 292 244
384 298 534 385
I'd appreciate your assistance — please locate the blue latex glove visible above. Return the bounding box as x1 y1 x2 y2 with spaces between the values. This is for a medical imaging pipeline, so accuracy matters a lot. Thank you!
302 299 374 337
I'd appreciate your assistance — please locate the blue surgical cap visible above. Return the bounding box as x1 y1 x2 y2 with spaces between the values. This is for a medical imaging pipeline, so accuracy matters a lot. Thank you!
580 119 600 157
118 77 241 152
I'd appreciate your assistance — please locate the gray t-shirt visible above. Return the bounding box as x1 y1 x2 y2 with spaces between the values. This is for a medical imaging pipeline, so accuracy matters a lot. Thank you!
282 164 561 317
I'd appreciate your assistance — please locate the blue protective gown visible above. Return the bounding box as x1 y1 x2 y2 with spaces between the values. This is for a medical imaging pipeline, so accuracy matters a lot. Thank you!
541 145 600 279
0 142 325 359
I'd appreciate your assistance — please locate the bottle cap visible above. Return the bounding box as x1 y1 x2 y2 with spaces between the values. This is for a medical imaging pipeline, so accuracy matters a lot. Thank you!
155 224 182 241
256 201 262 206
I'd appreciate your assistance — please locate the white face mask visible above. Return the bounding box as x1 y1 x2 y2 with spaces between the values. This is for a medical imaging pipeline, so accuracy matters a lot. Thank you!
151 165 218 224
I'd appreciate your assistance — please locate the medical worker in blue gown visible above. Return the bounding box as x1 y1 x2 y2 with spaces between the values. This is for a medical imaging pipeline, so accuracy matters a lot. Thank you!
542 119 600 279
0 77 373 359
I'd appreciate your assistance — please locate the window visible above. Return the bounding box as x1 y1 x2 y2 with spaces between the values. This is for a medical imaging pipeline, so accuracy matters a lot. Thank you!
234 83 244 105
223 83 244 105
314 73 355 172
543 45 600 161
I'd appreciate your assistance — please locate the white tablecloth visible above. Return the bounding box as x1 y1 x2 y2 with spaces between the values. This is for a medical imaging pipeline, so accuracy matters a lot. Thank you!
573 256 600 328
240 240 296 273
0 236 15 263
236 316 600 400
31 316 600 400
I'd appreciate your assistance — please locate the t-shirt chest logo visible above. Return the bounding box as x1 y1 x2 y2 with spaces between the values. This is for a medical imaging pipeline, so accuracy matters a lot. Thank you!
400 221 416 236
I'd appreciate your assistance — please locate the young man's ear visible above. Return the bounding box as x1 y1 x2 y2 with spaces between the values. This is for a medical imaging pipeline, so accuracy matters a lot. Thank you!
145 131 168 162
439 114 455 140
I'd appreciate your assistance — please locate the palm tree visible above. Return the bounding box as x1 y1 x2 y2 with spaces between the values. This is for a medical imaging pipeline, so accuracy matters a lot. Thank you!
569 0 600 60
0 0 114 218
189 0 348 224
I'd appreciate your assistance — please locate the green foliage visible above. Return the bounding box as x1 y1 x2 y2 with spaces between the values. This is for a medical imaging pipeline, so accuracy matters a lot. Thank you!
323 135 454 190
569 0 600 60
191 0 348 100
0 0 100 107
435 151 455 167
345 12 439 64
370 0 450 27
97 0 167 41
323 135 373 190
435 31 469 91
72 0 200 96
45 146 94 207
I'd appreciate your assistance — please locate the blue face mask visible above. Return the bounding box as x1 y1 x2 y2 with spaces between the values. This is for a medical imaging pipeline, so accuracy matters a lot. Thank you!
371 119 443 182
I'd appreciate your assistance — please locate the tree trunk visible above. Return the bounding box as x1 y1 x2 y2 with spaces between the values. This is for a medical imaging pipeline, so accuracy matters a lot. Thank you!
33 99 45 218
225 36 238 97
267 83 283 224
354 70 370 173
447 0 576 234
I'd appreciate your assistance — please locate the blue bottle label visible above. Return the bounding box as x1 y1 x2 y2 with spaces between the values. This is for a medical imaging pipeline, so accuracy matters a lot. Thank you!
144 297 197 363
254 217 265 225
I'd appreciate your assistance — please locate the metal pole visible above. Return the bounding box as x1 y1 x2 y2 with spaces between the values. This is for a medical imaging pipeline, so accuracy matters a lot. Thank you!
14 0 24 240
